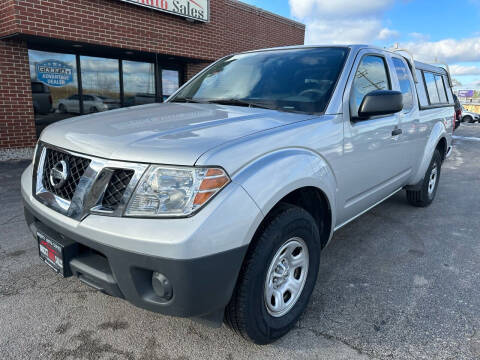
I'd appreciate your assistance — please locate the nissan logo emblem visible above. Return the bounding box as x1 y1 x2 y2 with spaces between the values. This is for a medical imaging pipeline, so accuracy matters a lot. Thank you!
49 160 69 189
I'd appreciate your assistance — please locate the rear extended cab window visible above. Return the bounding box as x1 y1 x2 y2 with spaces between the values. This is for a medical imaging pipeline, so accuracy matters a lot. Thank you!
391 57 414 112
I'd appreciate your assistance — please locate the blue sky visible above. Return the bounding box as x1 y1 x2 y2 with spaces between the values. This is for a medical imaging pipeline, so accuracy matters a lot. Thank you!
242 0 480 90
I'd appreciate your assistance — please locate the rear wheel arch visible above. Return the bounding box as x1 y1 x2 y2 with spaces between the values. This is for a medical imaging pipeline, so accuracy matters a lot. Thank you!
436 136 447 162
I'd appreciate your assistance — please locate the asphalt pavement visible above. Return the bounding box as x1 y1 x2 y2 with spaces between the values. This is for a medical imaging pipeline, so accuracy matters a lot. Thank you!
1 123 479 360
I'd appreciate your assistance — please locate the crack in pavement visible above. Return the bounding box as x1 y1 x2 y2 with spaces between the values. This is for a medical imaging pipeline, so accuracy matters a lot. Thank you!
0 214 22 226
296 326 377 359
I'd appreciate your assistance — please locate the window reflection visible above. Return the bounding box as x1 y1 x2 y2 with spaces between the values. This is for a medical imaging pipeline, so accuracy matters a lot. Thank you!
392 58 413 111
424 72 440 104
162 70 179 101
28 50 184 137
351 56 390 116
123 61 155 106
80 56 120 113
28 50 78 136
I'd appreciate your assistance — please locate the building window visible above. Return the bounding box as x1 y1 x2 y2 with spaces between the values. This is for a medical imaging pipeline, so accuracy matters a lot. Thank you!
162 69 180 101
28 50 79 136
80 56 121 113
123 61 156 106
28 49 184 137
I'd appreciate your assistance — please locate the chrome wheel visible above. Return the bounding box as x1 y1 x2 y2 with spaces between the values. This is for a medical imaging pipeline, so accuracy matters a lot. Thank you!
428 163 438 198
264 237 309 317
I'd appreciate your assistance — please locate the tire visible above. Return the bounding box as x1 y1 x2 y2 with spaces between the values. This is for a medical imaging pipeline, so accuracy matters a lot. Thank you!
59 104 67 114
225 204 321 344
406 149 442 207
464 115 474 123
90 107 98 113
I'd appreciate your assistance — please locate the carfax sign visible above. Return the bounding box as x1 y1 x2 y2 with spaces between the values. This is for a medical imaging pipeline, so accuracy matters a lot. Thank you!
119 0 209 22
36 60 74 87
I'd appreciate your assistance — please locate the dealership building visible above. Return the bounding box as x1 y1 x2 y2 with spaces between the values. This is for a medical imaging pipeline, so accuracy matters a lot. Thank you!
0 0 305 150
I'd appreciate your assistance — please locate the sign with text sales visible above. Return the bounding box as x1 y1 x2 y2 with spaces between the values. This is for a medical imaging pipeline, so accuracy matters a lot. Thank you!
119 0 209 22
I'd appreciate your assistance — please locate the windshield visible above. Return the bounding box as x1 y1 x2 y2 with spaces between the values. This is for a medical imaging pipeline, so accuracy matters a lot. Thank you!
171 47 349 114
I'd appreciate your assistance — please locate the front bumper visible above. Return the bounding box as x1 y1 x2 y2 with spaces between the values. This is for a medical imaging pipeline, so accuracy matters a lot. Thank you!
24 202 247 318
21 164 262 319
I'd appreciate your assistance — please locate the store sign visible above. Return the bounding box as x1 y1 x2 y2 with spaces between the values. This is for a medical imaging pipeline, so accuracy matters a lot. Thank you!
36 60 74 87
458 89 474 97
119 0 209 22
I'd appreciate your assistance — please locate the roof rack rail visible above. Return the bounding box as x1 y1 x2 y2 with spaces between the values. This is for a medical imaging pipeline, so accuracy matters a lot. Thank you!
390 45 419 83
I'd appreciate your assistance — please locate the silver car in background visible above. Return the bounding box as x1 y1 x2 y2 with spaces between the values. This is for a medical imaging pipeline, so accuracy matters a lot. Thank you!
57 94 119 114
461 106 480 123
22 45 454 344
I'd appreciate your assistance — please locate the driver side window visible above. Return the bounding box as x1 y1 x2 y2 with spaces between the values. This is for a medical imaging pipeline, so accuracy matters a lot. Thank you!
350 55 391 117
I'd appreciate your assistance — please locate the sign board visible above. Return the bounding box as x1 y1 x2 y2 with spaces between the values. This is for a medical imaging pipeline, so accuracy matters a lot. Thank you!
119 0 209 22
458 90 474 97
36 60 74 87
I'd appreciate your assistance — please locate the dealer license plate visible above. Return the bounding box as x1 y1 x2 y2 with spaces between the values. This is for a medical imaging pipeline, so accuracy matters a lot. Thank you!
37 231 65 276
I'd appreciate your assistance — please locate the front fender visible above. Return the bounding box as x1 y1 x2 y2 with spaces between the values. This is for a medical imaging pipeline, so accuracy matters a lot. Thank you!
408 121 447 186
232 148 337 238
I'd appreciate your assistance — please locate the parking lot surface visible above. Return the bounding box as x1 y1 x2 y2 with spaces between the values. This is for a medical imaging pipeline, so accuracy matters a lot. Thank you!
1 124 479 360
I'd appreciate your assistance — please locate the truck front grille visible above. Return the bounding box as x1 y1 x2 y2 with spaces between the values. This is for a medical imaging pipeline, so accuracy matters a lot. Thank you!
34 143 147 220
102 169 135 210
42 148 91 201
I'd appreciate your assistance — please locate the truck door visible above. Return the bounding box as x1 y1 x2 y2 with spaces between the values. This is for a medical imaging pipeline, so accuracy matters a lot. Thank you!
336 50 410 226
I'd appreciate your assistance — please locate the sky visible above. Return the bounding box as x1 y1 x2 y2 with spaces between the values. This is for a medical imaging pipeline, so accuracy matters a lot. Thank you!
241 0 480 91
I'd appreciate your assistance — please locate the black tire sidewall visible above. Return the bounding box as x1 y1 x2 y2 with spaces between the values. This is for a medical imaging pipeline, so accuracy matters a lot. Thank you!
243 207 321 343
423 150 442 203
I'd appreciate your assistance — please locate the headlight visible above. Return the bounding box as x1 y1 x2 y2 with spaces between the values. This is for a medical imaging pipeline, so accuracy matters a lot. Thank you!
125 165 230 217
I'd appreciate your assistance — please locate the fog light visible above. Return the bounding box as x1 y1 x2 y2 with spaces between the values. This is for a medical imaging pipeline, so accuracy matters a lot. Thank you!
152 272 173 301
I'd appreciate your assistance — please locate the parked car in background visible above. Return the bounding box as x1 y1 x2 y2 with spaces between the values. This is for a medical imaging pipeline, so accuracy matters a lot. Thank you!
22 45 454 344
31 81 52 115
57 94 119 114
453 94 462 129
461 106 480 123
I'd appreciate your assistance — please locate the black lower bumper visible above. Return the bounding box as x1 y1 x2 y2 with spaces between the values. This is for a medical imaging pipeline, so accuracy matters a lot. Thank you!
24 201 247 322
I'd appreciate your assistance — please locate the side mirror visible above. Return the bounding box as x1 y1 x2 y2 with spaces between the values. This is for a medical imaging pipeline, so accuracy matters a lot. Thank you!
357 90 403 119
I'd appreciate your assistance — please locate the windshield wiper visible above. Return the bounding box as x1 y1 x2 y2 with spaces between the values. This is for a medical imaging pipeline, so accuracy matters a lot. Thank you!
170 97 206 103
206 98 276 110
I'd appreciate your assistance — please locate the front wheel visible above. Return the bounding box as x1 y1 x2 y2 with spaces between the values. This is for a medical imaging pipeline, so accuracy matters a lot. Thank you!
225 204 321 344
406 149 442 207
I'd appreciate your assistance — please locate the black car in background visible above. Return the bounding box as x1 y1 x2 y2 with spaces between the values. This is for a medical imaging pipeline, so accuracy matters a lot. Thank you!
31 81 52 115
453 94 461 130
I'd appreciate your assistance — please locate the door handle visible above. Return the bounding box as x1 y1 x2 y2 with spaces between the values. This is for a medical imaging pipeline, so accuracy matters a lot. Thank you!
392 128 402 136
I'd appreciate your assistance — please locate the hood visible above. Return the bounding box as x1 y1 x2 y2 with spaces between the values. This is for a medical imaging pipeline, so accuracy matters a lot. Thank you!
40 102 311 165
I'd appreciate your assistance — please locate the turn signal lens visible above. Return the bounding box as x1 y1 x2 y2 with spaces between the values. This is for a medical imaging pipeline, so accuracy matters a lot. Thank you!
195 171 229 205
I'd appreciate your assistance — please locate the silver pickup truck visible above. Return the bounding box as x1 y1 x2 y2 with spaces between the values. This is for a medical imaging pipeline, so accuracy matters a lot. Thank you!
22 45 454 344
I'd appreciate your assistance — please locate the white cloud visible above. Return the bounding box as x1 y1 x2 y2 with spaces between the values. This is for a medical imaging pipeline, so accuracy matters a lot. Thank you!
289 0 393 19
450 64 480 76
401 38 480 63
289 0 397 45
378 28 399 40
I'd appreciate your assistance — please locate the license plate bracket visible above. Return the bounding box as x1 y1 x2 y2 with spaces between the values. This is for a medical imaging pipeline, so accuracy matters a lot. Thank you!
37 231 76 277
